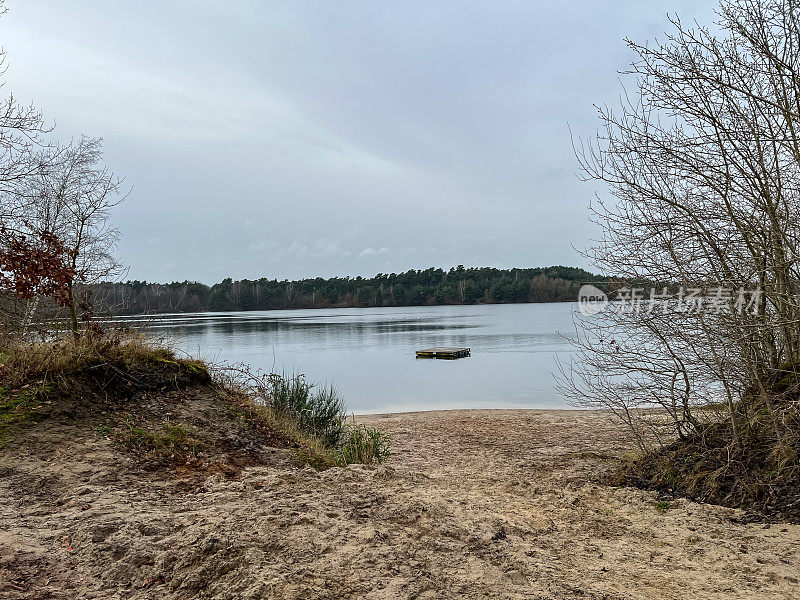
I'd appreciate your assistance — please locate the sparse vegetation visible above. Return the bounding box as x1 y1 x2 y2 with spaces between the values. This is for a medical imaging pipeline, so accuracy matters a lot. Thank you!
0 382 52 447
113 417 204 461
655 501 672 514
616 379 800 520
336 420 392 466
267 373 345 448
0 332 218 454
0 332 390 470
215 365 390 467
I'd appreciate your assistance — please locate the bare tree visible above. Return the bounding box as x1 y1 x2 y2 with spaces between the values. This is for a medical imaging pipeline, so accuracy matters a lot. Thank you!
0 0 53 201
0 4 127 340
560 0 800 453
0 0 57 333
20 137 127 339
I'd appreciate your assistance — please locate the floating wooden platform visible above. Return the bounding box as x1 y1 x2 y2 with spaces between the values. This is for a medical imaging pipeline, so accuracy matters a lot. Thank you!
416 347 471 359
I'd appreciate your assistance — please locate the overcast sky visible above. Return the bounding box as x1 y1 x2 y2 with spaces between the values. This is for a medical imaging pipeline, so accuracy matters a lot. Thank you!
0 1 718 283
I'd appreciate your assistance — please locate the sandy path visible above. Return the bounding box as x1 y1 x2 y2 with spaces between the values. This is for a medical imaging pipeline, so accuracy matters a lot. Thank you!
2 409 799 599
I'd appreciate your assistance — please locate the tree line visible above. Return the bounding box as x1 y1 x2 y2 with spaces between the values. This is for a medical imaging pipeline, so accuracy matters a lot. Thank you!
90 265 602 314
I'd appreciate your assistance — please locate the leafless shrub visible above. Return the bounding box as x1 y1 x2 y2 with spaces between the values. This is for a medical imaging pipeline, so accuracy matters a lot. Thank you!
560 0 800 453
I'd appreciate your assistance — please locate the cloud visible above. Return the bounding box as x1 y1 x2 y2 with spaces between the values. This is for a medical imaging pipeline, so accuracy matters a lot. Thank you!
270 237 353 263
248 239 278 252
358 246 390 258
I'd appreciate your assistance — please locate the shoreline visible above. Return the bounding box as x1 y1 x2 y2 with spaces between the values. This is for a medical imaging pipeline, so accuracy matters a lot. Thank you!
352 407 600 418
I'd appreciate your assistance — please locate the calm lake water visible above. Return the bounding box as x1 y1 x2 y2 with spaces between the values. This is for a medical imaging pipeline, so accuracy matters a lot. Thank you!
124 303 578 414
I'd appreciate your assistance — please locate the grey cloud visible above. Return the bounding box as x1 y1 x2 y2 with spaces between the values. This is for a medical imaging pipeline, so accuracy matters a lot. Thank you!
1 0 719 282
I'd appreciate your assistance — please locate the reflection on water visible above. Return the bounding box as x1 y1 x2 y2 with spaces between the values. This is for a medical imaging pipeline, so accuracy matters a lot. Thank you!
119 303 578 413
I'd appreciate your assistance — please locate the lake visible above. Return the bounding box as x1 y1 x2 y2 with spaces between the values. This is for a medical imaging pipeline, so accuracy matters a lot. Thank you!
123 302 578 414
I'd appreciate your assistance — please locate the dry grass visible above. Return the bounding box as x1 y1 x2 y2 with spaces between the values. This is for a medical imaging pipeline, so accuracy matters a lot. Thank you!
0 332 211 448
0 332 389 469
0 331 207 388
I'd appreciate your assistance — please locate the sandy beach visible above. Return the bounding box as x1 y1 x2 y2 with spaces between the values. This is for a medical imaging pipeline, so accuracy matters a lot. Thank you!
2 408 799 599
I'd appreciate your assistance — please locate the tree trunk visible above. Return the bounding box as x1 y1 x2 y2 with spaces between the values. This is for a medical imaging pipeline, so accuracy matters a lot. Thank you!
68 283 79 343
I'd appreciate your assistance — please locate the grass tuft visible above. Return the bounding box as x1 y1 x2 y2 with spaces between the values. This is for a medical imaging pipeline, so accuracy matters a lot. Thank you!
214 365 390 468
655 500 672 513
336 420 391 466
268 373 345 447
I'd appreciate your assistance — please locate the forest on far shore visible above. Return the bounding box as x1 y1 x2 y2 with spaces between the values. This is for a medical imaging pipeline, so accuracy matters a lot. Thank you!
89 265 603 314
